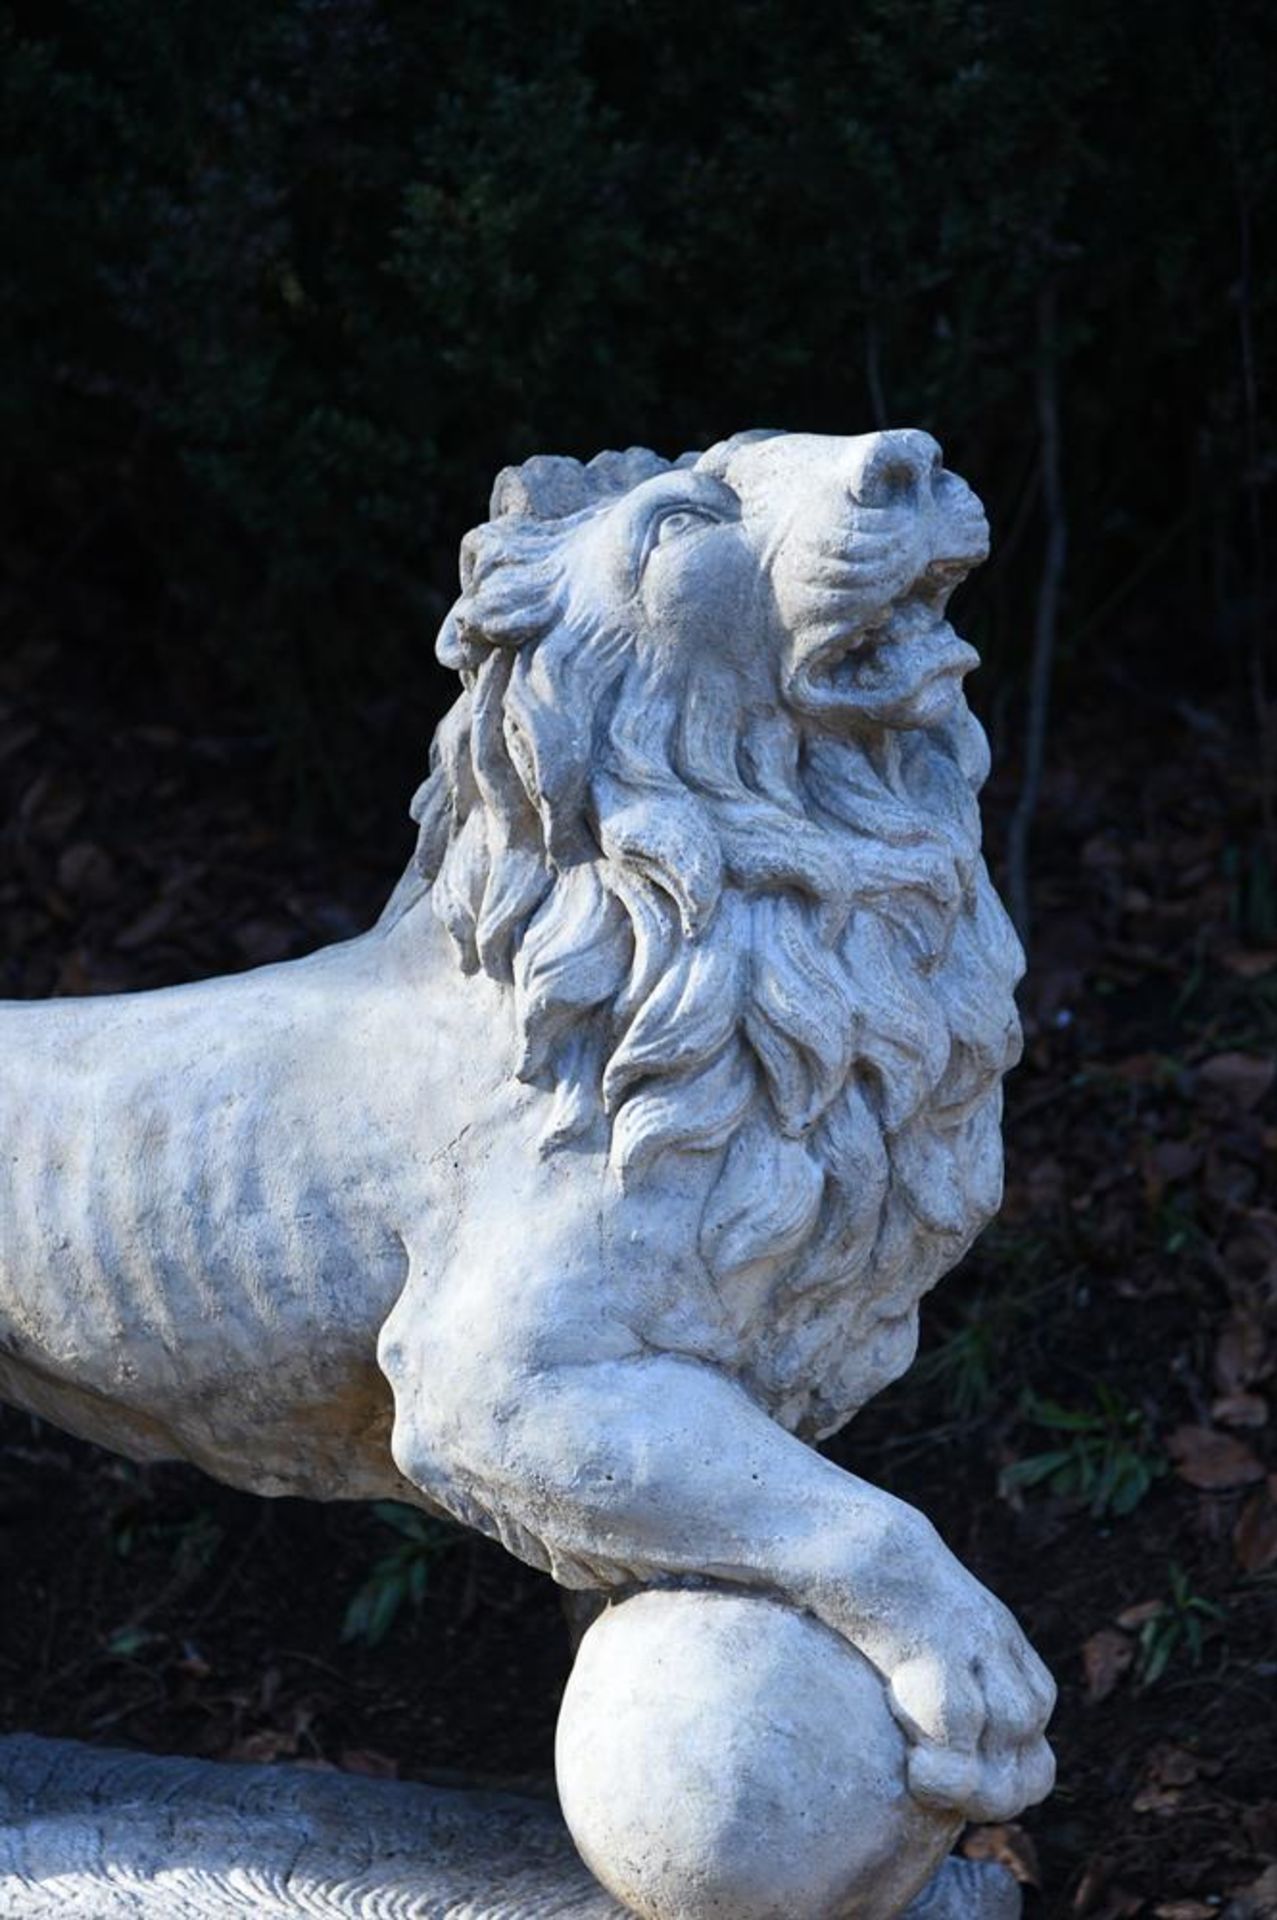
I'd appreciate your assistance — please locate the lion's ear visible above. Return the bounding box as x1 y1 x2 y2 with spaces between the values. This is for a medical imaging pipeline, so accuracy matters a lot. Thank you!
490 447 673 520
490 457 593 520
582 446 671 494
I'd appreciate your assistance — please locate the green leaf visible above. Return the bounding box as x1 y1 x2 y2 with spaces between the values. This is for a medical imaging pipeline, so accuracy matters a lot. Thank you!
1108 1453 1151 1517
364 1574 406 1649
1027 1398 1105 1434
106 1626 152 1659
343 1567 409 1649
1138 1620 1176 1688
370 1501 435 1541
1001 1448 1073 1491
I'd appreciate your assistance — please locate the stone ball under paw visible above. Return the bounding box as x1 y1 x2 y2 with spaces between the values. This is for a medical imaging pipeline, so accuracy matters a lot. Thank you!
555 1587 960 1920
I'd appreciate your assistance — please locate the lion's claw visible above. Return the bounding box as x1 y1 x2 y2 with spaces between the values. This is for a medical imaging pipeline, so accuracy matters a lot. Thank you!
882 1598 1057 1822
908 1740 1055 1823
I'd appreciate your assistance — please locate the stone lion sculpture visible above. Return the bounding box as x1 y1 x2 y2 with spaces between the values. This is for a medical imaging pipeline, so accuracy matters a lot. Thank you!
0 429 1054 1918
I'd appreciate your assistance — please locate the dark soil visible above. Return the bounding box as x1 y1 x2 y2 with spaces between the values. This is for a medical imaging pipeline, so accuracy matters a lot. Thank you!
1 632 1274 1917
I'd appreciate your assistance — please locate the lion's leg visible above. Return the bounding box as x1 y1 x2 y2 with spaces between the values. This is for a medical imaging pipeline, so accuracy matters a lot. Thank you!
378 1290 1054 1825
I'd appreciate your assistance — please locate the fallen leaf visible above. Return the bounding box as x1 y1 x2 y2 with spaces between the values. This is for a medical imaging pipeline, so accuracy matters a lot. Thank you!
1168 831 1222 870
1229 1864 1277 1920
0 720 38 767
1215 1315 1271 1396
1221 947 1277 980
1109 1052 1167 1085
961 1823 1041 1887
1115 1598 1165 1630
1027 1157 1067 1208
1083 1627 1135 1703
1197 1052 1276 1110
19 769 84 840
1168 1425 1266 1490
233 917 297 965
339 1747 399 1779
56 840 118 902
1090 1889 1142 1920
1147 1744 1201 1788
1081 833 1124 870
1147 1138 1202 1184
224 1727 298 1764
1073 1858 1117 1917
114 899 178 951
1242 1802 1277 1856
1211 1392 1268 1429
1132 1780 1185 1814
1133 1742 1208 1812
54 948 101 996
1234 1475 1277 1574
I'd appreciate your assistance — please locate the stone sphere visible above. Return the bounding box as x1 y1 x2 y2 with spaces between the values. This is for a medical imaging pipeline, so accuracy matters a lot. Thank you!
556 1588 959 1920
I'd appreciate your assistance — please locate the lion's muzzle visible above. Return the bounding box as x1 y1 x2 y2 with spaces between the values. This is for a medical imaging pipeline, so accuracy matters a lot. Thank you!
718 428 989 735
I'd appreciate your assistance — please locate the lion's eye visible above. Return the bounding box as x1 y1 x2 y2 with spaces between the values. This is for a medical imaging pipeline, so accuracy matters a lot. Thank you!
642 506 717 569
654 510 702 542
652 506 710 545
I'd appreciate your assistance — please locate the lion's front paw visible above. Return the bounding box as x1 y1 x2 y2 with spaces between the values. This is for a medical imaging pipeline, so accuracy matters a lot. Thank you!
884 1591 1057 1823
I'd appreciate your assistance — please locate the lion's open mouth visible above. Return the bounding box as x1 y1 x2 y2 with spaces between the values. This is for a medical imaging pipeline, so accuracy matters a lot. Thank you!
795 592 979 731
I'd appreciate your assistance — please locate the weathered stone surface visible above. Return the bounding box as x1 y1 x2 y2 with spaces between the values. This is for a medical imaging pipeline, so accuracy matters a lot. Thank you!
0 1734 1021 1920
0 1733 620 1918
557 1589 961 1919
0 431 1056 1915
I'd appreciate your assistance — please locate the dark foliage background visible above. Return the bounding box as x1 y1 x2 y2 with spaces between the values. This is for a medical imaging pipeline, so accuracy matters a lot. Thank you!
3 0 1275 789
3 6 1277 1914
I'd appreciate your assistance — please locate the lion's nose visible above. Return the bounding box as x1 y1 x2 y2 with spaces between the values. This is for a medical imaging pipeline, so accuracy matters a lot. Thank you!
848 430 943 508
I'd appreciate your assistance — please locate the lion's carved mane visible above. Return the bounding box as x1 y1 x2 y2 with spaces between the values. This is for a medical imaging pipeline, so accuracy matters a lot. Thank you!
411 440 1024 1435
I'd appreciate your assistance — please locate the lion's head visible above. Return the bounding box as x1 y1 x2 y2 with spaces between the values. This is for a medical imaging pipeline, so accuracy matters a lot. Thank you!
411 430 1023 1434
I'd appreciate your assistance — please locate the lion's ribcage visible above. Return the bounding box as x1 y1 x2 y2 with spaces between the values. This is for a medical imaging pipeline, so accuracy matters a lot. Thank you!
0 994 404 1417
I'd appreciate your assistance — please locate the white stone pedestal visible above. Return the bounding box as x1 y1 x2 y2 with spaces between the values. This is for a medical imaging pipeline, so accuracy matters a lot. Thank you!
0 1734 1020 1920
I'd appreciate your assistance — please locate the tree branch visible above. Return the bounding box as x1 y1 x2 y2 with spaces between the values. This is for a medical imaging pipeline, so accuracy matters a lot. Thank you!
1006 279 1068 946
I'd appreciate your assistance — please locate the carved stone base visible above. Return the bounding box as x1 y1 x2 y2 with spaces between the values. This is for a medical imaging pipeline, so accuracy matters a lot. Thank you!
0 1734 1021 1919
